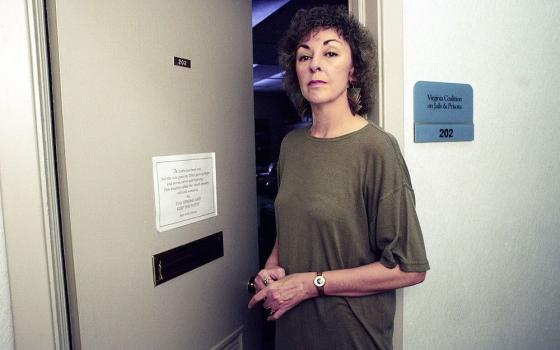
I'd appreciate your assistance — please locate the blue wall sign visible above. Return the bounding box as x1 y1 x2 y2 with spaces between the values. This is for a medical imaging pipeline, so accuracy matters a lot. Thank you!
414 81 474 142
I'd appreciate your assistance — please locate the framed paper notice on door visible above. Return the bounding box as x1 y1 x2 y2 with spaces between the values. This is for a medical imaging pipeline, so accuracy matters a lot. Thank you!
152 153 218 232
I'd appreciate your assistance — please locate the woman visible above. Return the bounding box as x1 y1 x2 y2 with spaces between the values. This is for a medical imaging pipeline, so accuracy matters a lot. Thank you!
249 6 429 350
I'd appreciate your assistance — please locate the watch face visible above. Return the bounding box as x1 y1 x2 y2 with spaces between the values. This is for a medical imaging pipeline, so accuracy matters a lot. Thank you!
314 276 326 287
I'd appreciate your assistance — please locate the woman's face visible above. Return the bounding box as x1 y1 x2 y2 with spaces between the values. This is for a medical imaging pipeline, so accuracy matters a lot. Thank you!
295 28 354 110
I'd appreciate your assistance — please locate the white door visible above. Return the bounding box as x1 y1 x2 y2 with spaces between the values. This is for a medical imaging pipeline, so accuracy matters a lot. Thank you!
47 1 259 349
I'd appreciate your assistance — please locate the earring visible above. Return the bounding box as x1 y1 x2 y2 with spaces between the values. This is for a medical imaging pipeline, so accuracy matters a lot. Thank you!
348 83 362 115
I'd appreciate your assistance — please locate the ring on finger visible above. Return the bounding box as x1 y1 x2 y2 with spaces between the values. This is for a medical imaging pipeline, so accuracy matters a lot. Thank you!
263 277 270 286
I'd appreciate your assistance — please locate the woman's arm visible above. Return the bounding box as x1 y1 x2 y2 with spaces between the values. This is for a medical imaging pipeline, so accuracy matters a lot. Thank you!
320 262 426 297
248 262 426 320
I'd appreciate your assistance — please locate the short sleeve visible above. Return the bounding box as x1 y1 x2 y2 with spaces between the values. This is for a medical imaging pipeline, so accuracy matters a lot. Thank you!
373 184 430 272
365 130 430 272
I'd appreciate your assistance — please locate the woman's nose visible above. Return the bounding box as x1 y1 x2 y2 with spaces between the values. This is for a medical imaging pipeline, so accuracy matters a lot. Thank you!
310 56 321 72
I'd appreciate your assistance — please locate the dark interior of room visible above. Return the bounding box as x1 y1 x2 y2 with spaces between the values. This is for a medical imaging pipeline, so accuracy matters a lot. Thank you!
252 1 346 348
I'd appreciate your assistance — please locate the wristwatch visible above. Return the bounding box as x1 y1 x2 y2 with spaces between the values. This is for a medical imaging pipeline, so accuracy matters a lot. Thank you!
313 272 326 296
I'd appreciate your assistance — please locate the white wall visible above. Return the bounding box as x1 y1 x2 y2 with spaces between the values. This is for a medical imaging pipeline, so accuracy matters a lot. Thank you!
0 1 24 349
402 1 560 349
0 204 14 350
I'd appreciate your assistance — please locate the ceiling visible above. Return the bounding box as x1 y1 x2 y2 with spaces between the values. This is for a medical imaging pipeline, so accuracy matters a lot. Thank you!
252 0 346 91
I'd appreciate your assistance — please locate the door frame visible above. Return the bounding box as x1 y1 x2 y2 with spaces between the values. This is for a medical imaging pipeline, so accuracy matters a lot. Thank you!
27 0 73 347
2 0 70 349
349 0 405 144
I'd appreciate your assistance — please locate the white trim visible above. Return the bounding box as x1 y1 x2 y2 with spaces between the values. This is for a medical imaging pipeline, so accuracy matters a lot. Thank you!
25 0 70 349
376 0 385 128
375 0 405 145
0 198 15 350
349 0 382 125
348 0 366 25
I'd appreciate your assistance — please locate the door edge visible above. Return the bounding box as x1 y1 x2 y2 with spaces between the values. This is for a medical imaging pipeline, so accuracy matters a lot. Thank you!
25 0 71 348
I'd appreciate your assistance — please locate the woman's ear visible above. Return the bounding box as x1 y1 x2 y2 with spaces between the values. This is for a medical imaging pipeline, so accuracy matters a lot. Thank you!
348 66 355 83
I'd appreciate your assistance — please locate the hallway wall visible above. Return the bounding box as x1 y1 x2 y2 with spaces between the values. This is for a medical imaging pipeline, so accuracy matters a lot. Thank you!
1 1 58 349
0 1 20 347
401 1 560 349
0 1 32 349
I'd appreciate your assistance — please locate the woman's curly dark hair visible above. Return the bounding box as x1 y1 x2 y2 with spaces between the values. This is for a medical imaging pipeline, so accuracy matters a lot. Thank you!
278 5 377 118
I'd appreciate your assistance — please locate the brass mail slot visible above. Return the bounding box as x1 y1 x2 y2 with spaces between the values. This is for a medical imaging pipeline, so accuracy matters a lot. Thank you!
152 232 223 286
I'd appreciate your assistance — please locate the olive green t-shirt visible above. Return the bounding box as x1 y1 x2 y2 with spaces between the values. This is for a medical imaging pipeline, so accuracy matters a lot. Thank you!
274 122 430 350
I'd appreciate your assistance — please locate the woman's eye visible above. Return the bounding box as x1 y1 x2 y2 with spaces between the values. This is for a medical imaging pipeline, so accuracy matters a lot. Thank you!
325 51 338 57
298 55 311 62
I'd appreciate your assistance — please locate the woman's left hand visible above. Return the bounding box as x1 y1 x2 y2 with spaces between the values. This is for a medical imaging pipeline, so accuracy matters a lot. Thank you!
247 272 316 321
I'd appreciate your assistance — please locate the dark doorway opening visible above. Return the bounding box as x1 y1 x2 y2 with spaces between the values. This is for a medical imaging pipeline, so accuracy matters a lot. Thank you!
252 1 347 348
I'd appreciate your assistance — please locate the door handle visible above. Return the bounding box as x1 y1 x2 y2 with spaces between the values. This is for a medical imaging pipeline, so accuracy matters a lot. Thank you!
247 276 256 294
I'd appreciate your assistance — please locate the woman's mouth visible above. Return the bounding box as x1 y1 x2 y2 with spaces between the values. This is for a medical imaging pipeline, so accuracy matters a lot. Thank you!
308 80 327 86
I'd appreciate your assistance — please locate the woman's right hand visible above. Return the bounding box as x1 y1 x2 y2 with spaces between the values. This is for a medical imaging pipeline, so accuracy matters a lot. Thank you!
254 265 286 292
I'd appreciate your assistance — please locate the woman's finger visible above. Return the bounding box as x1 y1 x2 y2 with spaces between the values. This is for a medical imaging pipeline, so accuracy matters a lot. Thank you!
268 307 286 321
254 278 265 292
265 308 275 318
262 276 271 286
247 289 267 309
269 268 286 280
263 298 272 310
255 271 271 291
